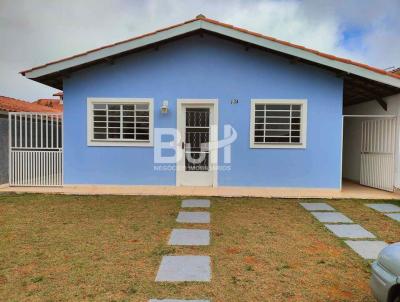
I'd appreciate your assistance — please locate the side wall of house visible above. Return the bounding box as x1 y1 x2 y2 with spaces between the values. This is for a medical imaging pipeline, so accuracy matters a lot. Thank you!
343 93 400 187
63 34 343 188
0 114 8 184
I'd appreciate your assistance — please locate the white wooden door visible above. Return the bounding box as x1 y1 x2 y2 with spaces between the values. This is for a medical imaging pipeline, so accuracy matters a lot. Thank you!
176 100 217 187
360 118 396 192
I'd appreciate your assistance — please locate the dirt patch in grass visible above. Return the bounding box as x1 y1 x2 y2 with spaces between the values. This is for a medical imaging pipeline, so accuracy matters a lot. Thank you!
0 194 381 301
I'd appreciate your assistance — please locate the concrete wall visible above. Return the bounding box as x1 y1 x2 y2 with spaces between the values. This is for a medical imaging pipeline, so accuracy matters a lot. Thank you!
343 93 400 187
63 34 343 188
0 115 8 184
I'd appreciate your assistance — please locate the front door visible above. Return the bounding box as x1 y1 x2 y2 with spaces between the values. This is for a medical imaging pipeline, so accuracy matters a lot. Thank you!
177 100 217 186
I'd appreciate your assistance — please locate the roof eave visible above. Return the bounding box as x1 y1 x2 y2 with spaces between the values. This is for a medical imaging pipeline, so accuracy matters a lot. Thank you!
22 19 202 80
22 17 400 90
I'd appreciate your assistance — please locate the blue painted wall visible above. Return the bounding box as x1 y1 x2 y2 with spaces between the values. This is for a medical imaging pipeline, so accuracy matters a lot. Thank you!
63 34 343 188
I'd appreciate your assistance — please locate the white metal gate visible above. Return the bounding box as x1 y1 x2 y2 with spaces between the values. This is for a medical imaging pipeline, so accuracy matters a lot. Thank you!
360 118 396 192
9 112 63 186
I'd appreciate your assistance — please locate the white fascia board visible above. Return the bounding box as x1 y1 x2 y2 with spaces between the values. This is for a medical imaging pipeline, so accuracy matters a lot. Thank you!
199 21 400 89
24 21 202 79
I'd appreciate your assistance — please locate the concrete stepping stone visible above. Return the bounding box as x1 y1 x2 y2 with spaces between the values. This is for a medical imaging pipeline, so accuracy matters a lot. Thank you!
182 199 210 208
311 212 353 223
385 213 400 222
300 202 335 211
177 211 210 224
150 300 209 302
168 229 210 246
345 240 388 260
366 203 400 213
155 256 211 282
325 224 376 239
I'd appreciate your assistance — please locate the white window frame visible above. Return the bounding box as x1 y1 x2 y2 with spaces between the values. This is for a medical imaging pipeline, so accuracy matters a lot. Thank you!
87 98 154 147
250 99 307 149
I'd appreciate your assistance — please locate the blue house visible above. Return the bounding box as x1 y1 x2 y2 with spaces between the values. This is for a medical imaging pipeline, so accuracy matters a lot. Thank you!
21 16 400 190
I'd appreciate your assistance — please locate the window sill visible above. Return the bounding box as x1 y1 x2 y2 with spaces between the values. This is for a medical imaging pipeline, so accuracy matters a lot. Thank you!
250 143 306 149
87 140 153 147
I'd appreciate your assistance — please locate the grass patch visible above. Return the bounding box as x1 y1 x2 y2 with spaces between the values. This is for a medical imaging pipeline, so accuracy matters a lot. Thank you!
0 193 392 301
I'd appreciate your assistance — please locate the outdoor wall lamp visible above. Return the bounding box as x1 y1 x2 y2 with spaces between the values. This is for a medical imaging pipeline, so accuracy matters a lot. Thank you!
161 100 169 114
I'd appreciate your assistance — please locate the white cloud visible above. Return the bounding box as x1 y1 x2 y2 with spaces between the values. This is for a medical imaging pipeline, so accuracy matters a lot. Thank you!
0 0 399 101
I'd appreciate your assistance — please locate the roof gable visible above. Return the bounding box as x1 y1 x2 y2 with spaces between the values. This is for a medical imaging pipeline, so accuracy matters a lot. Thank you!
21 16 400 93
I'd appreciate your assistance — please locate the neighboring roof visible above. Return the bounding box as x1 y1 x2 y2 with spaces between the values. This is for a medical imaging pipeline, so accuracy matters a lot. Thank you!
0 96 62 113
34 98 63 111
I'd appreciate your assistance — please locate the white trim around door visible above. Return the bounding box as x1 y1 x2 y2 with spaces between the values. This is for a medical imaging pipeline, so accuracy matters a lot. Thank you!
176 99 218 187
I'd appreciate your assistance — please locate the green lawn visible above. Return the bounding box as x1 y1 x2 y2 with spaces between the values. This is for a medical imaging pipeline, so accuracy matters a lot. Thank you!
0 194 399 301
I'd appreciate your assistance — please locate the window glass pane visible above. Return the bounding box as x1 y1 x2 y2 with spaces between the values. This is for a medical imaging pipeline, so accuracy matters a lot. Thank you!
108 128 120 134
266 130 290 136
136 104 149 110
94 133 106 139
292 105 301 110
136 134 149 140
93 110 106 116
266 117 290 123
123 134 135 139
123 104 135 111
267 111 290 117
266 137 290 143
123 116 135 122
255 104 265 110
123 128 135 134
94 122 106 127
94 117 106 123
266 104 290 110
136 111 149 117
108 104 120 110
108 133 120 139
123 122 135 128
136 116 148 122
108 110 120 116
136 128 149 134
266 124 289 130
94 104 107 110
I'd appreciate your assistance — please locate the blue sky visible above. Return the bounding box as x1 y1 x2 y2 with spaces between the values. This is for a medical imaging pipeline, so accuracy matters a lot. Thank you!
0 0 399 101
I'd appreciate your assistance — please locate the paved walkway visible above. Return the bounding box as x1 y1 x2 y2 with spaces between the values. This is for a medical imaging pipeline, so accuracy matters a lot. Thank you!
366 203 400 222
152 199 211 301
2 180 399 199
301 202 388 260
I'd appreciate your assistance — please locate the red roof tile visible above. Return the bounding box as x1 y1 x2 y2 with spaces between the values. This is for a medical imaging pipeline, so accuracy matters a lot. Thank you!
20 16 400 82
0 96 62 113
34 98 63 111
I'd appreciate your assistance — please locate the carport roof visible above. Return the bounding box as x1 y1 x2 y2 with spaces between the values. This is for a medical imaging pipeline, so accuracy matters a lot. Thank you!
21 15 400 107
